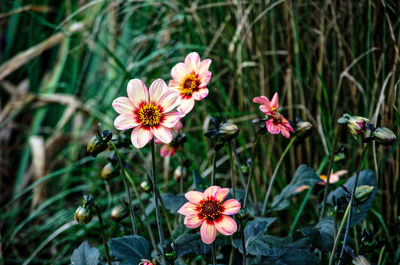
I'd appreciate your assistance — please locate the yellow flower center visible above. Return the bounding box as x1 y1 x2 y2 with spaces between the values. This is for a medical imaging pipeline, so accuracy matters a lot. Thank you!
138 103 162 126
199 198 221 221
180 73 199 97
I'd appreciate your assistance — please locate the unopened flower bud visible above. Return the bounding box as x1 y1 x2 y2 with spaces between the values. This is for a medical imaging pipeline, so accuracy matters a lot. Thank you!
75 205 93 224
87 136 108 157
352 255 370 265
139 259 155 265
236 208 249 221
173 166 188 182
355 185 374 203
101 162 119 180
346 115 369 138
140 181 151 193
295 120 312 138
165 249 177 261
373 127 396 146
111 205 128 222
218 121 240 141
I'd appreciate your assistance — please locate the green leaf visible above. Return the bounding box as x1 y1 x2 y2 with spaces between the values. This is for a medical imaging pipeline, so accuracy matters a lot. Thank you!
327 169 377 227
193 170 208 192
174 234 211 257
299 216 335 252
161 193 187 214
70 241 100 265
244 217 276 249
109 235 151 265
270 165 321 211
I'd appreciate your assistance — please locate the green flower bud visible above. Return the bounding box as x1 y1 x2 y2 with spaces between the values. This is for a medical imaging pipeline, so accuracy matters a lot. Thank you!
295 120 313 138
165 250 177 261
111 205 128 222
101 162 119 180
75 205 93 224
140 181 152 193
346 115 369 138
87 133 112 157
373 127 396 146
355 185 374 203
173 166 188 182
236 208 249 221
219 121 239 141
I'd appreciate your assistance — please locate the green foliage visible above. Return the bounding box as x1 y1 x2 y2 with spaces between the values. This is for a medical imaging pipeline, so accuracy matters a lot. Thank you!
108 236 151 265
70 241 99 265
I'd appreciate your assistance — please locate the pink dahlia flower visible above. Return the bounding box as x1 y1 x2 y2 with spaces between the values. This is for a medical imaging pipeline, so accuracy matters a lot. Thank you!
112 79 184 148
294 170 348 193
178 186 241 244
156 120 183 157
253 93 294 138
169 52 212 114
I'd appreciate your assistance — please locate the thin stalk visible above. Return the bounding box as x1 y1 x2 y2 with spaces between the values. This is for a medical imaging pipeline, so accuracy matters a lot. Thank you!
328 201 351 265
230 141 248 189
94 205 111 265
239 221 246 265
337 144 369 264
243 135 262 209
378 245 386 265
211 242 216 265
109 141 138 235
227 143 236 198
262 136 297 215
320 125 343 220
180 147 184 194
151 140 166 262
228 244 235 265
157 190 175 244
211 149 217 185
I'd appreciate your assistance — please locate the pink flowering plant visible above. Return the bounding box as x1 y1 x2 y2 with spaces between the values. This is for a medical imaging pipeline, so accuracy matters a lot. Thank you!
68 51 396 265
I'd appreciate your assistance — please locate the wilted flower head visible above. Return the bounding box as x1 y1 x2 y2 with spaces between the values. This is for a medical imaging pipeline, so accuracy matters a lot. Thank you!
112 79 184 148
178 186 241 244
338 113 370 138
253 93 294 138
373 126 396 145
295 118 312 138
205 117 239 143
169 52 212 114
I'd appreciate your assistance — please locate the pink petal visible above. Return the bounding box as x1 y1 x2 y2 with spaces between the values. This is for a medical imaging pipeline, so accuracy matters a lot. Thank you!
280 126 291 138
184 214 204 228
193 88 209 101
173 120 183 131
114 115 139 130
185 191 204 204
281 116 294 132
266 119 281 134
112 97 134 115
214 215 237 236
294 185 310 193
221 199 241 215
131 126 153 148
184 52 200 73
177 202 198 216
161 112 184 128
149 79 167 103
171 62 189 81
158 91 180 112
259 105 273 115
153 126 173 144
200 221 217 244
215 188 229 202
160 145 172 157
204 186 221 199
168 80 181 91
178 98 195 114
198 59 211 76
127 79 148 109
253 96 270 106
270 92 279 109
198 72 211 88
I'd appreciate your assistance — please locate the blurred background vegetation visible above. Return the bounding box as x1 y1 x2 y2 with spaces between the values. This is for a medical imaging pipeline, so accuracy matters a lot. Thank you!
0 0 399 264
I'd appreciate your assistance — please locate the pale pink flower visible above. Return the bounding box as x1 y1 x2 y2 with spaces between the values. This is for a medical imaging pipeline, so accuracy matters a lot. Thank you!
178 186 241 244
253 93 294 138
155 120 182 157
294 170 348 193
169 52 212 114
112 79 184 148
139 259 154 265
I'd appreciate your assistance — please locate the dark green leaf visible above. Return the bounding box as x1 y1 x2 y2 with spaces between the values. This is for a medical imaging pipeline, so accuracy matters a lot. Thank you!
174 234 210 257
244 217 276 248
70 241 100 265
299 216 334 252
109 235 151 265
161 193 187 214
270 165 321 211
327 169 377 227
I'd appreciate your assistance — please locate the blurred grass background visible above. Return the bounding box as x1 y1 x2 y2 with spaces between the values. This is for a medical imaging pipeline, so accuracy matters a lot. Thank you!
0 0 399 264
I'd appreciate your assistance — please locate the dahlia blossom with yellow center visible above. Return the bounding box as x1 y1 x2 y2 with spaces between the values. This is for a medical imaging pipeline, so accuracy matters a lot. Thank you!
178 186 241 244
112 79 184 148
169 52 212 114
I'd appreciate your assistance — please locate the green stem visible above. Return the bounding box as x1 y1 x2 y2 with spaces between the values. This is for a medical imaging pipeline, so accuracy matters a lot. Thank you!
109 141 138 235
228 244 235 265
180 147 184 194
227 143 236 198
243 135 262 209
157 190 175 245
211 242 216 265
320 125 343 220
211 149 217 186
94 205 111 265
337 144 369 264
230 141 248 189
151 140 166 262
328 201 351 265
378 245 386 265
262 136 297 215
239 221 246 265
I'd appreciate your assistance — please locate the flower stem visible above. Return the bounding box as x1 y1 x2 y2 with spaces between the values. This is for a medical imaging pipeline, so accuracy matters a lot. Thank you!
328 201 351 265
109 141 138 235
94 204 111 265
337 144 369 264
243 135 262 209
320 125 343 220
211 242 216 265
230 141 248 189
261 136 297 215
227 143 236 198
239 220 246 265
211 149 217 186
180 147 184 194
151 139 166 261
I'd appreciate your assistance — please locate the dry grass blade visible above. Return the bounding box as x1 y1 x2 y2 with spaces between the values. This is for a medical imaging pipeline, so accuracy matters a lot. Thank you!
29 136 46 210
0 5 52 20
